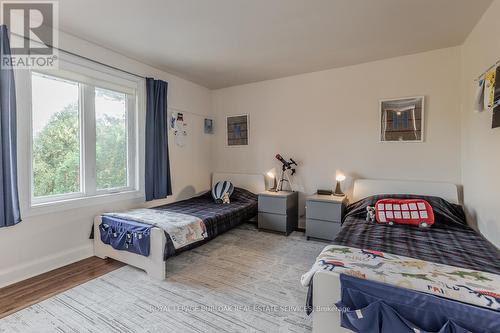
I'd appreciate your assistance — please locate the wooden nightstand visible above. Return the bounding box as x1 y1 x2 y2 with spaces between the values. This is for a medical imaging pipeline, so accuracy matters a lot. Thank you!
306 194 347 241
258 191 298 235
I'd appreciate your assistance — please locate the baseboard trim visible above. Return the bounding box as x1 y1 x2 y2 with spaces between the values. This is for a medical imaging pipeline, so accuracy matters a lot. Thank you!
0 243 94 288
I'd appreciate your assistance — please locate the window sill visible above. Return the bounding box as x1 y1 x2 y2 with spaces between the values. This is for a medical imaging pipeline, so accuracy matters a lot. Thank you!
22 189 145 218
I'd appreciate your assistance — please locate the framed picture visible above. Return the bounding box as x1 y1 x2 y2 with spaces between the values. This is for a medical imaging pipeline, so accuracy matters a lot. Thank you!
380 96 424 142
226 114 249 146
204 118 213 134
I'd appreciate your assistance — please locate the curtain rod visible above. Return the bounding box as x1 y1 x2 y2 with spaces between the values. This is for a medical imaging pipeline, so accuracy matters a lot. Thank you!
56 46 147 80
475 58 500 82
8 32 213 118
9 31 146 79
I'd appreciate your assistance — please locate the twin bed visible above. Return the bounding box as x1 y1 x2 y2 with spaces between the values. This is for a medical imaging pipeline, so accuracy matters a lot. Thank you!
307 179 500 333
93 176 499 332
93 172 265 279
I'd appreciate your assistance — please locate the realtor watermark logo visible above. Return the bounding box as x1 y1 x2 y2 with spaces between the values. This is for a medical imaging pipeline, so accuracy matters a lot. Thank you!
1 0 58 69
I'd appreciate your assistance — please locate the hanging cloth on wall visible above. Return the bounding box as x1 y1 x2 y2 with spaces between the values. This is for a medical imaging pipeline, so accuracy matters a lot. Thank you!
474 78 485 112
170 112 187 147
492 66 500 128
484 68 496 111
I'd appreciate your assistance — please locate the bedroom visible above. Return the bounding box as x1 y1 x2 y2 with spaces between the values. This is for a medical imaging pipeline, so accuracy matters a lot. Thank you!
0 0 499 332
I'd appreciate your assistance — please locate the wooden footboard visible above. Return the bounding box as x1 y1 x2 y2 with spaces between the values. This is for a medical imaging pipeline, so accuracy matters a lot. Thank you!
93 216 167 279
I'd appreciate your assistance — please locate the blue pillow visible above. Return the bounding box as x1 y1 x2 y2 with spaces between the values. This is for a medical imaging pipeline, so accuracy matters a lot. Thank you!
212 181 234 203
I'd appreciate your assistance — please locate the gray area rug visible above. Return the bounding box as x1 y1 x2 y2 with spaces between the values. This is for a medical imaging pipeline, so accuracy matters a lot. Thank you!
0 224 326 333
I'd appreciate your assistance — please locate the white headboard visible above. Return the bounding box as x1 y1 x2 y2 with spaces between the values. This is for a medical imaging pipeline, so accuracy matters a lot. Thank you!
352 179 459 204
212 172 265 194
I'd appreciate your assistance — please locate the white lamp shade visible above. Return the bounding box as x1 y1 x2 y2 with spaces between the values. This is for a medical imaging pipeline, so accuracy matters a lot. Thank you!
336 174 346 182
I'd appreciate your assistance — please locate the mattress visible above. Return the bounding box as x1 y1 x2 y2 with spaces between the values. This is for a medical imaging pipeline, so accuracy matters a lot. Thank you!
100 187 258 260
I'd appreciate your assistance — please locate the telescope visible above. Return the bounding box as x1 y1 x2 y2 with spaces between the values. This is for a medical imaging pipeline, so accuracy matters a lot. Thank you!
275 154 297 175
274 154 297 191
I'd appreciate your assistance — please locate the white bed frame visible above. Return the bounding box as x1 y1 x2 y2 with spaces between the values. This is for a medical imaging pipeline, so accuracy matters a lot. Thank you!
93 172 265 279
312 179 459 333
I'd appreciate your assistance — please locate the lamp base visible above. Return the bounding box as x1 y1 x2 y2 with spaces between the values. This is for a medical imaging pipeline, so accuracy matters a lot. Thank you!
267 177 277 192
333 181 344 196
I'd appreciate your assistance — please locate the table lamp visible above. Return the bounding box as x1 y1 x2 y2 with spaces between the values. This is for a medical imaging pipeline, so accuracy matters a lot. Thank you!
333 174 346 196
266 171 277 191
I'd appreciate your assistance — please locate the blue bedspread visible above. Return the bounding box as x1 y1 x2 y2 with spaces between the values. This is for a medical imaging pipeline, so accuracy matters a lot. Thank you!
335 195 500 275
99 187 257 260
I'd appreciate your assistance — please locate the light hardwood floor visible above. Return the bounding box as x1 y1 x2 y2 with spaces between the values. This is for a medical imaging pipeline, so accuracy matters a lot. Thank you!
0 225 325 332
0 256 124 319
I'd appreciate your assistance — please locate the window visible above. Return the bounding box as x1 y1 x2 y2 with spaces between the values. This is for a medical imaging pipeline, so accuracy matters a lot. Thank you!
31 73 81 198
29 65 139 206
95 87 128 191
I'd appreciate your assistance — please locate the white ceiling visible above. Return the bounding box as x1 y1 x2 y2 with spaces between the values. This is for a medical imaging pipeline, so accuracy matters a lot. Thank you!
58 0 492 89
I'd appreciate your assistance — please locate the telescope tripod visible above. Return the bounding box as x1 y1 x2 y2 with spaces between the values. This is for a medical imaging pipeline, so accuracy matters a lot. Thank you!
276 168 295 192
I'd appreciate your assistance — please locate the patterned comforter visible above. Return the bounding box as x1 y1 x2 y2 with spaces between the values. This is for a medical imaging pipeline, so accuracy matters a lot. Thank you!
104 209 206 249
302 245 500 310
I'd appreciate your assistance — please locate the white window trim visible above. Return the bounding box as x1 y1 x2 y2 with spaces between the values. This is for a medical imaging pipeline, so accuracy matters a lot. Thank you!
14 52 146 217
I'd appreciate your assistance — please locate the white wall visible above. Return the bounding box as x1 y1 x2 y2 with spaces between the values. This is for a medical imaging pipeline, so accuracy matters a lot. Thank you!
0 31 213 288
460 0 500 247
3 3 499 288
211 47 463 226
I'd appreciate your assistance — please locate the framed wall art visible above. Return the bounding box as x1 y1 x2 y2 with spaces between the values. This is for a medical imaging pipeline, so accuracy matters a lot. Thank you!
380 96 424 142
204 118 214 134
226 114 249 146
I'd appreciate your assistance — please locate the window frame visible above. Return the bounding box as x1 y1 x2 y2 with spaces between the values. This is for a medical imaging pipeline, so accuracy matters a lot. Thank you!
15 52 145 216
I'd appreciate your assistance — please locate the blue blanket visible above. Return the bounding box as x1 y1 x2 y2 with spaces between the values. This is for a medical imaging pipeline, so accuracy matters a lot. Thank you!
335 194 500 275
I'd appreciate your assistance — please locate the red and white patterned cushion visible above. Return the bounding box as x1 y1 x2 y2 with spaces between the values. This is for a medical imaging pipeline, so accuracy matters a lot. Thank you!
374 198 434 227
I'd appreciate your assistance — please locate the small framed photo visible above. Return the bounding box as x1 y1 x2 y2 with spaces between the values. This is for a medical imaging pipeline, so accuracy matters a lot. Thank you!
226 114 249 146
380 96 424 142
204 118 213 134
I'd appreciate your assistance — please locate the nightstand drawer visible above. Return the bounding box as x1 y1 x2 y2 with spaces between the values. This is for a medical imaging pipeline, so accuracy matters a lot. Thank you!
306 201 343 222
259 196 290 214
258 191 298 235
258 213 287 233
306 219 341 241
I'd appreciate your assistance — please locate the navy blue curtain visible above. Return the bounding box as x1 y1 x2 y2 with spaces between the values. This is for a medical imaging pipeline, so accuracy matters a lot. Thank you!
0 25 21 227
145 78 172 201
